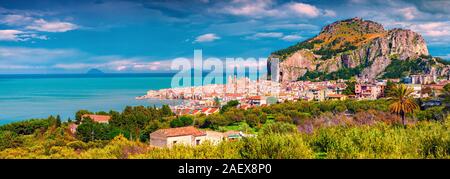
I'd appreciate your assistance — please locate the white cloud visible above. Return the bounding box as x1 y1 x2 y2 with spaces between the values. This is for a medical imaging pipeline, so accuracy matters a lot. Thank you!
398 7 418 20
0 30 24 41
287 2 320 17
264 23 319 30
324 9 337 17
281 34 302 41
194 33 220 42
222 0 276 17
218 0 333 19
246 31 303 42
53 63 93 69
412 22 450 37
388 21 450 38
0 30 48 41
246 32 283 39
26 19 77 32
1 14 34 26
0 46 80 63
52 59 174 72
437 54 450 60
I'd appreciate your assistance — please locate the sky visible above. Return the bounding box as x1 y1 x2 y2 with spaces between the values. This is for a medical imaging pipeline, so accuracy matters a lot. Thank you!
0 0 449 74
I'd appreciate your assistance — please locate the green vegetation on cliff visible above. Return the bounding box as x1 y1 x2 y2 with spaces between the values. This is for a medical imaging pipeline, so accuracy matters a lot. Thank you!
382 58 428 79
299 63 368 81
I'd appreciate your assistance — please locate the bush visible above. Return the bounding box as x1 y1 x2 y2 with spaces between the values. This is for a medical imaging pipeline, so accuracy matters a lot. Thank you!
259 122 298 136
239 134 314 159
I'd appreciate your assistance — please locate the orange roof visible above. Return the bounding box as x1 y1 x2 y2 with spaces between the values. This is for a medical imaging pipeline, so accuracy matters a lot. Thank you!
152 126 206 137
428 84 444 90
209 108 219 113
247 96 262 100
201 107 209 113
327 94 346 98
82 114 111 123
225 93 242 97
181 109 191 115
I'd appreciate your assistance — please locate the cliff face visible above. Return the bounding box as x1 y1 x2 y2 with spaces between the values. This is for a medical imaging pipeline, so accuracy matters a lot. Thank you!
268 17 430 82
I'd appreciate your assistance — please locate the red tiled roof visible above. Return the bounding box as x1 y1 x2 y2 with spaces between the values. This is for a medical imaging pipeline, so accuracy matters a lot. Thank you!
181 109 191 115
152 126 206 137
191 109 200 114
247 96 262 100
201 107 209 113
327 94 346 98
225 93 242 97
82 114 111 123
209 108 219 113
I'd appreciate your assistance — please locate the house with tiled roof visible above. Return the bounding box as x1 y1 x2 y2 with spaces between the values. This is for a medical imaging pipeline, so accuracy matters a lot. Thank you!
150 126 207 148
207 108 219 115
247 96 266 106
191 109 201 115
81 114 111 124
326 94 348 101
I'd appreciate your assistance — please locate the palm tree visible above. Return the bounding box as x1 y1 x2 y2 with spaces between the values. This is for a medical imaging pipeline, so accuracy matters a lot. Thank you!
387 84 419 128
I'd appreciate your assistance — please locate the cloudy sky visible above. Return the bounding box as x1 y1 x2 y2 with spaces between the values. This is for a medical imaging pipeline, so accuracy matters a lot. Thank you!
0 0 449 73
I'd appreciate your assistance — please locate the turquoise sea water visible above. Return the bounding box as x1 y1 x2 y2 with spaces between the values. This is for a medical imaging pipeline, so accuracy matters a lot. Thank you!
0 74 182 125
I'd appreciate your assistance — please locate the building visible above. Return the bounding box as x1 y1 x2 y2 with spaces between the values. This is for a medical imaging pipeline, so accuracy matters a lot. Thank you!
410 74 436 85
224 130 242 141
200 107 219 115
355 84 385 100
150 126 207 148
247 96 267 106
149 126 228 148
81 114 111 124
204 131 225 145
405 84 423 98
68 123 78 134
326 94 348 101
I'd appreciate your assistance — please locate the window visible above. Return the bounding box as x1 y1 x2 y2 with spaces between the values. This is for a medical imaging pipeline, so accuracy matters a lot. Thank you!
196 139 201 145
173 141 177 144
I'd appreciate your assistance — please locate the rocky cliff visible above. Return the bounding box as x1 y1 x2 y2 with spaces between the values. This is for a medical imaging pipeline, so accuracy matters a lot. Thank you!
267 17 433 82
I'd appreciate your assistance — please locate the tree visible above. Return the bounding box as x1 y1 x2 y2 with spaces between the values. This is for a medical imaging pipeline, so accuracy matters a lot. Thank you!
384 80 395 97
220 100 240 113
343 81 356 95
56 115 62 127
75 110 92 124
179 116 193 126
76 118 110 142
259 122 298 135
161 105 173 117
387 84 419 128
245 114 260 128
441 84 450 115
170 118 184 128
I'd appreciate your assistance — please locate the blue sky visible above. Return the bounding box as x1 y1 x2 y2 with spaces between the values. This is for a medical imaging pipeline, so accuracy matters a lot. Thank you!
0 0 449 73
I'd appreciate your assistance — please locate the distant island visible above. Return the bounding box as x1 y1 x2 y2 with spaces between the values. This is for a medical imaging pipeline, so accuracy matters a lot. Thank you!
86 68 105 74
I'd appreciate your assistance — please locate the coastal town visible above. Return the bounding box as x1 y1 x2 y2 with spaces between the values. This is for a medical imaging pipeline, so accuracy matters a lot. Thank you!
136 71 450 117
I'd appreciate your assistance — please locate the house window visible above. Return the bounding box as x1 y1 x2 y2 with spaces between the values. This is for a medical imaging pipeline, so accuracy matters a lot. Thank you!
173 141 177 144
196 139 201 145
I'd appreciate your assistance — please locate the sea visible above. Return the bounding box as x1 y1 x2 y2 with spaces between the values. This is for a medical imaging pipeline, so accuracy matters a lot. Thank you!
0 73 184 125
